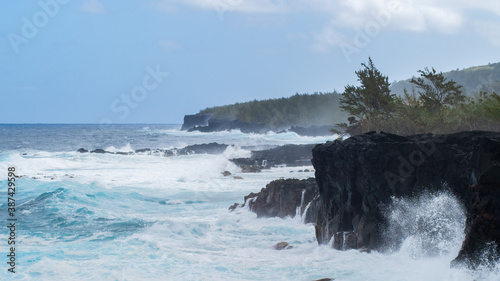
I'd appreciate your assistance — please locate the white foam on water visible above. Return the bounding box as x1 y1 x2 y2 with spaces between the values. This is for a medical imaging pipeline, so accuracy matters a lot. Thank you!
104 143 135 153
151 128 338 147
1 128 499 280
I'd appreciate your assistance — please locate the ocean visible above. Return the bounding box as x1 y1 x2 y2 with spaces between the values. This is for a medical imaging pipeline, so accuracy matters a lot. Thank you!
0 124 498 280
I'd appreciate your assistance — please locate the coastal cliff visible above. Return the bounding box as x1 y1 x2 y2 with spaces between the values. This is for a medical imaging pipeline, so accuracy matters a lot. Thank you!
311 131 500 267
230 178 320 224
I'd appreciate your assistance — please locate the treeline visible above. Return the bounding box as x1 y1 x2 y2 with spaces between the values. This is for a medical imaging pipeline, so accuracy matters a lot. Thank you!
200 93 347 129
338 58 500 135
390 62 500 97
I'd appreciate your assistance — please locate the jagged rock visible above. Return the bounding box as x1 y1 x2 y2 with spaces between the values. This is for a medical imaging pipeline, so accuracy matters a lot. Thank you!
240 165 262 173
163 143 229 156
231 144 316 168
177 143 229 155
233 176 243 180
228 203 240 211
222 171 231 176
333 231 358 250
452 165 500 267
77 148 88 153
90 149 107 154
313 279 335 281
181 114 211 131
312 131 500 268
273 242 293 250
230 178 319 224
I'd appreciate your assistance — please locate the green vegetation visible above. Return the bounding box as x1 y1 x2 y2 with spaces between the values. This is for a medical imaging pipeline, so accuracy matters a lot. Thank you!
390 62 500 97
410 68 465 110
340 59 500 135
191 59 499 135
339 57 396 120
199 92 347 129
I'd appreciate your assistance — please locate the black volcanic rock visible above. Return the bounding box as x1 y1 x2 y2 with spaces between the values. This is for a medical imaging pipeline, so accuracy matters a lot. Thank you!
273 242 293 250
452 152 500 267
230 178 320 224
232 144 316 168
174 143 229 155
311 131 500 267
181 114 211 131
79 143 230 157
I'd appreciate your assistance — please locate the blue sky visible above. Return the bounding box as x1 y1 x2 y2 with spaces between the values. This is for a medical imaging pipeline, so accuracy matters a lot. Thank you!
1 0 500 124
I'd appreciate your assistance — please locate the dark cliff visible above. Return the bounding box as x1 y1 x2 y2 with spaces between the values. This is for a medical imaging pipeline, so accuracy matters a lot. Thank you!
181 114 211 131
311 131 500 267
229 178 320 224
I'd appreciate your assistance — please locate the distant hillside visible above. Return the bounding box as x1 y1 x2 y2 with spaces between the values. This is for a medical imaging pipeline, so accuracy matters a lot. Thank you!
180 92 348 134
391 62 500 96
198 92 347 129
182 62 500 134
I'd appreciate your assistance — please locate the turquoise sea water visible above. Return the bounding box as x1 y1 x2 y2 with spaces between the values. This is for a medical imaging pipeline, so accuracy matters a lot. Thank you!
0 124 498 280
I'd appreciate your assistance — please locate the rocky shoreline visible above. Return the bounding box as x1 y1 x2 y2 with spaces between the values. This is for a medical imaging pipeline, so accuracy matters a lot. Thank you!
77 142 316 170
77 143 229 156
181 113 337 136
229 178 320 224
232 130 500 268
231 144 316 169
311 131 500 267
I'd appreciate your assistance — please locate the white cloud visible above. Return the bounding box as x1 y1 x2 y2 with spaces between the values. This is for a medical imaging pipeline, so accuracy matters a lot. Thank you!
311 25 348 52
302 0 484 52
81 0 107 14
154 0 500 50
304 0 465 33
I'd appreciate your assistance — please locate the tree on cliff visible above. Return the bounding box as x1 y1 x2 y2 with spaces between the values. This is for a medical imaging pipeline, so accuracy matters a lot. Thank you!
483 92 500 121
410 68 465 111
340 58 396 121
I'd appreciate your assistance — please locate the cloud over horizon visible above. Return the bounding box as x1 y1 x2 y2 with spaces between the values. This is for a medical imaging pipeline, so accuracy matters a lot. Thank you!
154 0 500 52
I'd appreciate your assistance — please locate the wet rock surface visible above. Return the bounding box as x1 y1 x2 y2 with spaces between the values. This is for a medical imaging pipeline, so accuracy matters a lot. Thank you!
311 131 500 267
77 143 314 170
273 242 293 250
229 178 320 224
231 144 316 169
77 143 229 156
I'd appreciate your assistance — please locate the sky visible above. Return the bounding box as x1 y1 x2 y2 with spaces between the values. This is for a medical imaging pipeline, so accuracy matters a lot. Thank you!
1 0 500 124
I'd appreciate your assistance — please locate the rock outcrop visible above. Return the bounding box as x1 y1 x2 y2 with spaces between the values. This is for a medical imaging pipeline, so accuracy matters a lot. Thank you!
232 144 316 168
311 131 500 267
167 142 228 156
229 178 320 224
181 114 211 131
77 143 229 156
